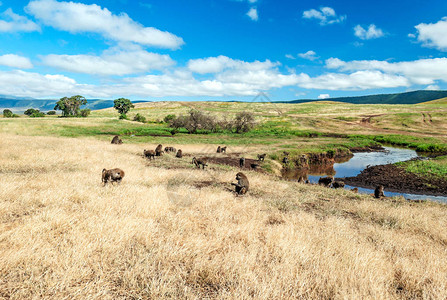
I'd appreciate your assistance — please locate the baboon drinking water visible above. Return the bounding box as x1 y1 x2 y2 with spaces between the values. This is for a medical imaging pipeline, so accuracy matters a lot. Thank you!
257 153 266 161
102 168 125 185
231 172 249 195
111 135 123 144
192 157 208 169
239 157 245 168
318 176 334 187
176 149 183 158
144 149 156 160
374 185 384 198
155 144 163 156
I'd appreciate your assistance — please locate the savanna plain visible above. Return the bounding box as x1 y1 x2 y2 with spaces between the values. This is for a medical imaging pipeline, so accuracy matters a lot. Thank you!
1 99 447 299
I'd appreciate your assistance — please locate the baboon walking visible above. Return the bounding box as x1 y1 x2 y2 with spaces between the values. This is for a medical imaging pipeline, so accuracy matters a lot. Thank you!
144 149 156 160
192 157 208 169
374 185 384 198
257 153 266 161
155 144 163 156
176 149 183 158
217 146 221 153
239 157 245 168
111 135 123 144
231 172 249 195
102 168 125 185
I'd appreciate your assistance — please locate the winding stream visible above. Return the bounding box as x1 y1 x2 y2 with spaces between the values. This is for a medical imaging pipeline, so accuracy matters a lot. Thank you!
283 147 447 203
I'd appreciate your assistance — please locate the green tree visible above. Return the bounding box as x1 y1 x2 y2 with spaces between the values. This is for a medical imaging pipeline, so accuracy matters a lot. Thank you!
54 95 87 117
233 112 256 133
24 108 40 116
133 113 146 123
79 108 91 117
3 109 13 118
113 98 134 119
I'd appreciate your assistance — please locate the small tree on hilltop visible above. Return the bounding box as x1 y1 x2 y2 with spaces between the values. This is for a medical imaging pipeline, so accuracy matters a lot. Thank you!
113 98 134 119
233 111 256 133
54 95 87 117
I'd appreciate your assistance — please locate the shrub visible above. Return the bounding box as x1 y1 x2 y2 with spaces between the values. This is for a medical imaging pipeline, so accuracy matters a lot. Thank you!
119 113 128 120
3 109 13 118
79 109 91 117
232 111 256 133
163 114 176 123
133 113 146 123
24 108 40 116
47 111 56 115
29 111 46 117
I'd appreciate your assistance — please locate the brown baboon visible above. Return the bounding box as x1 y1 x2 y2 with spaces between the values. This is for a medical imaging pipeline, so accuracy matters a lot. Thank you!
155 144 163 156
282 156 289 164
111 135 123 144
221 146 227 153
332 181 345 189
318 176 334 187
352 188 359 193
257 153 266 161
164 146 176 153
102 168 125 185
374 185 384 198
144 149 156 160
176 149 183 158
192 157 208 169
217 146 221 153
164 147 170 153
231 172 249 195
239 157 245 168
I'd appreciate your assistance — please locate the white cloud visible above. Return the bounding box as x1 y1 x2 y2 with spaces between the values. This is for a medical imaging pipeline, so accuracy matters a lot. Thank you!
187 55 278 74
302 7 346 26
0 54 33 69
425 84 440 90
318 94 330 99
247 7 258 21
326 57 447 85
415 17 447 51
354 24 384 40
285 54 295 59
298 50 319 61
41 46 174 75
0 8 40 32
25 0 184 49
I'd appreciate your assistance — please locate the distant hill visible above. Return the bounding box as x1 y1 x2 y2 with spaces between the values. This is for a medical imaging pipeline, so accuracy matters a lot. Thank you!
0 97 149 113
287 90 447 105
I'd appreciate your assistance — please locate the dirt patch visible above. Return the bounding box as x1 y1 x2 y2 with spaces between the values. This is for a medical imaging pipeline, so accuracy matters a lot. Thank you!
341 162 447 196
203 156 264 172
350 144 386 153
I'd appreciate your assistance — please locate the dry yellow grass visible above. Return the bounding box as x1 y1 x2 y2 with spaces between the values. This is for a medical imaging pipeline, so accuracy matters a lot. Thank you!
1 133 447 299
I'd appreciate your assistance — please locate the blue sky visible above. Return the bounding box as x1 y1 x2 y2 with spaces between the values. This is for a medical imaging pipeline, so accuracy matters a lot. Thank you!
1 0 447 100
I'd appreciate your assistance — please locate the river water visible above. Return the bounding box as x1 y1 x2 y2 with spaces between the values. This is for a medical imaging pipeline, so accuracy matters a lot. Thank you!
283 147 447 203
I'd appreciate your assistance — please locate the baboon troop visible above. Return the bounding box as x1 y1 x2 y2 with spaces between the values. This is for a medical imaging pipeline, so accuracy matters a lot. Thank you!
332 181 345 189
192 157 208 169
144 149 156 160
176 149 183 158
165 146 176 153
239 157 245 168
102 168 125 185
318 176 334 187
257 153 266 161
374 185 384 198
155 144 163 156
111 135 123 144
232 172 249 195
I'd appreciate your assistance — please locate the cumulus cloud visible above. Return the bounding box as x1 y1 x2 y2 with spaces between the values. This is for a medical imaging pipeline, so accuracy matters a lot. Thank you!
246 7 258 21
25 0 184 49
415 17 447 51
0 54 33 69
285 54 295 59
41 46 174 75
187 55 279 74
425 84 440 90
298 50 319 61
318 94 330 99
302 7 346 25
354 24 384 40
0 8 40 32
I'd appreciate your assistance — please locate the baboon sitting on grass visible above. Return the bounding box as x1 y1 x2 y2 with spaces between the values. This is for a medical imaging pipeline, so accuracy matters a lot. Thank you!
102 168 125 185
374 185 384 198
111 135 123 144
239 157 245 168
257 153 266 161
231 172 249 195
155 144 163 156
176 149 183 158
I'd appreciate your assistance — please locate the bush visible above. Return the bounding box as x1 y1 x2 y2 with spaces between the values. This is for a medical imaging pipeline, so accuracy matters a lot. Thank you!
79 109 91 117
24 108 40 116
3 109 13 118
119 113 128 120
29 111 46 117
47 111 56 115
232 112 256 133
163 114 176 123
133 113 146 123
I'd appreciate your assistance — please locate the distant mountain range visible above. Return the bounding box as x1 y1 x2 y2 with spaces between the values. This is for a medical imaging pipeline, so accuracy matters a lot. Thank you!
0 97 149 113
1 90 447 113
286 90 447 105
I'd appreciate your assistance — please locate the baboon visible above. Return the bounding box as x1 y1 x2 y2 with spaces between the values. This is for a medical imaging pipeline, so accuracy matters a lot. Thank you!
257 153 266 161
239 157 245 168
351 188 359 193
164 147 170 153
176 149 183 158
144 149 156 160
102 168 125 185
192 157 208 169
217 146 221 153
164 146 176 153
283 151 290 156
332 181 345 189
297 176 307 184
318 176 334 187
282 156 289 164
111 135 123 144
155 144 163 156
251 163 260 170
221 146 227 153
374 185 384 198
231 172 249 195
